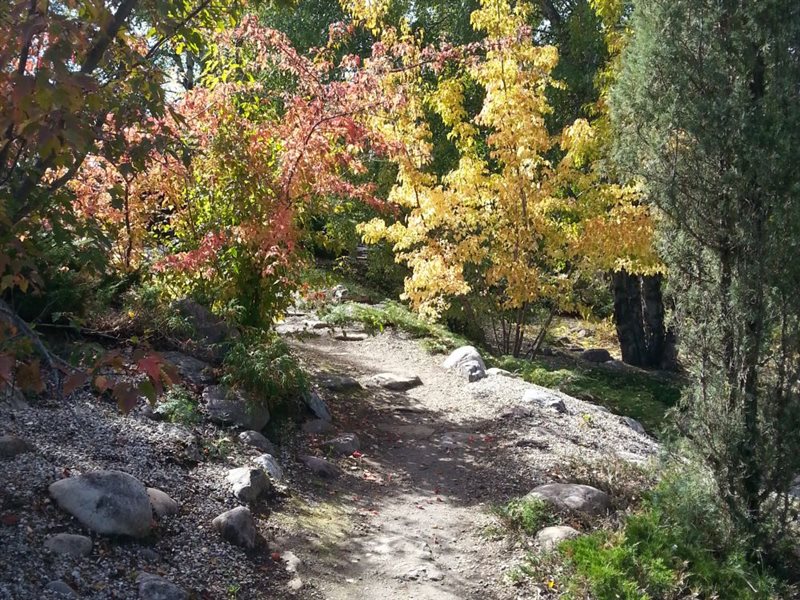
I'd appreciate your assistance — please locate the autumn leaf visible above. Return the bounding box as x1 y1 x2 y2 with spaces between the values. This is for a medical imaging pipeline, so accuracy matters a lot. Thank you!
112 382 140 414
63 371 88 395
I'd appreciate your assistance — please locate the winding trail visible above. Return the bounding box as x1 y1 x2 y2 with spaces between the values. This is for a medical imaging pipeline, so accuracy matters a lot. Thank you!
276 318 658 599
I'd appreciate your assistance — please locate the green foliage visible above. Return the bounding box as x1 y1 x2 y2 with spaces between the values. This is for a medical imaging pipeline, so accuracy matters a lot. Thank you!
561 469 786 599
321 300 470 353
492 356 681 433
492 496 557 536
222 334 308 412
155 386 202 425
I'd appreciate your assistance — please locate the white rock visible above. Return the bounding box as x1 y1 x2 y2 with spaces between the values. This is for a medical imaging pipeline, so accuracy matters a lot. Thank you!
238 430 276 454
486 367 512 377
203 386 269 430
322 433 360 456
49 470 152 538
303 389 332 421
253 454 284 482
535 525 580 551
442 346 486 381
522 388 567 414
621 416 647 436
367 372 423 391
226 467 273 502
147 488 179 518
526 483 611 517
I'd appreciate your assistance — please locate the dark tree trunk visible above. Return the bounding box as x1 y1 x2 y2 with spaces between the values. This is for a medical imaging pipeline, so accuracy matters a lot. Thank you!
612 270 672 369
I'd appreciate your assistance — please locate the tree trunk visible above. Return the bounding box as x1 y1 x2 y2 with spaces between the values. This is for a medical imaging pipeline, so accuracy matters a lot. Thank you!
612 270 671 369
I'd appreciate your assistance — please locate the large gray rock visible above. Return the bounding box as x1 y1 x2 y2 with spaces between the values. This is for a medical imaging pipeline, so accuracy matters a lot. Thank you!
212 506 258 549
49 471 152 537
44 533 92 557
161 351 215 386
226 467 273 502
147 488 179 519
535 525 580 551
303 389 332 421
526 483 611 517
238 430 276 454
203 386 269 431
0 435 33 459
367 372 423 391
301 455 341 479
173 299 239 347
442 346 486 382
253 454 284 482
322 433 360 456
137 572 187 600
522 388 567 414
580 348 613 363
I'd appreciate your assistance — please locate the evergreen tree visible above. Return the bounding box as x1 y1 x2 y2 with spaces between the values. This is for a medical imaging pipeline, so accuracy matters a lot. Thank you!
612 0 800 552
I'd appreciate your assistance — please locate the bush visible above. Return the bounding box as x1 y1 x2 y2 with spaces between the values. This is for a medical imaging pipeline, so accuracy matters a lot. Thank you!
155 386 201 425
493 496 558 536
561 468 787 599
222 333 308 413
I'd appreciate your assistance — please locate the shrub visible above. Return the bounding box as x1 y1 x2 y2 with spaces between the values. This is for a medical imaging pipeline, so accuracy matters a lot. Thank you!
493 496 558 536
155 386 202 425
222 334 308 413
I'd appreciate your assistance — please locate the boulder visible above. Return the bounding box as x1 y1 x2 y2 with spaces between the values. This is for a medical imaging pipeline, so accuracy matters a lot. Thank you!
367 373 423 391
535 525 580 551
147 488 179 518
43 533 92 557
0 435 33 459
253 454 284 482
580 348 613 363
300 455 341 479
303 389 332 421
226 467 273 503
45 580 77 597
172 299 239 348
137 573 187 600
442 346 486 382
212 506 258 549
203 386 269 431
318 374 361 392
522 388 567 414
526 483 611 517
322 433 360 456
621 416 647 436
238 430 276 454
161 351 215 386
49 470 152 538
302 419 336 435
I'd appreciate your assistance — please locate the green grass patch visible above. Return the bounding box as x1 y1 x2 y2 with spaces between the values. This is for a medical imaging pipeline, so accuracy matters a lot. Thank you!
491 356 682 434
491 496 558 536
321 300 470 354
155 386 202 425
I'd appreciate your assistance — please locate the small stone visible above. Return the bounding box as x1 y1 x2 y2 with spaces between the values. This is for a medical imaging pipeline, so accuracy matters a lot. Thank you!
139 549 160 563
367 373 423 391
318 374 361 392
302 419 335 435
282 551 301 573
322 433 360 456
486 367 512 377
526 483 611 517
161 351 215 386
212 506 258 549
332 331 369 341
44 533 92 557
253 454 284 482
238 430 276 454
287 576 303 591
48 470 152 538
522 388 567 414
0 435 33 459
45 580 77 597
203 386 270 431
137 572 188 600
226 467 273 502
535 525 580 551
303 389 332 421
147 488 178 518
621 416 647 436
580 348 613 363
442 346 486 381
300 455 341 479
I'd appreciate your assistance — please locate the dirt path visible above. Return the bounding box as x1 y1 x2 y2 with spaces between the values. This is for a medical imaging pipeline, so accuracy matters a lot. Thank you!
277 320 658 599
